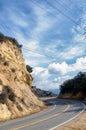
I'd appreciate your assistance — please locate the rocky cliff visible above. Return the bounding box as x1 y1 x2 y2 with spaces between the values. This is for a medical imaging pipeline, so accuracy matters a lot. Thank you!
0 34 44 121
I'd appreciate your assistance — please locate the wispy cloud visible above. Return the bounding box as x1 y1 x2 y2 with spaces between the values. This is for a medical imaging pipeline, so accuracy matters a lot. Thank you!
30 3 57 41
8 10 28 27
59 45 85 60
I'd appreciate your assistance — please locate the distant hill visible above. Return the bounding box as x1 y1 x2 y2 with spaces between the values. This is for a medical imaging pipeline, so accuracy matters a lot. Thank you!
31 86 57 97
59 72 86 100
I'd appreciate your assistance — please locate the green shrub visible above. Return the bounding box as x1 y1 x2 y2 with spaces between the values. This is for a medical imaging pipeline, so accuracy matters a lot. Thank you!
8 94 15 102
26 65 33 73
4 86 16 102
0 33 22 51
11 68 16 73
0 33 4 43
3 61 9 66
60 72 86 97
0 93 7 104
0 79 3 85
16 102 23 111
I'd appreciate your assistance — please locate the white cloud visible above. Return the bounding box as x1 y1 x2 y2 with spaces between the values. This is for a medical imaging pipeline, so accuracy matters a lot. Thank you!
48 57 86 75
31 66 75 90
72 57 86 71
48 62 69 75
31 67 56 90
24 54 43 67
31 57 86 90
53 75 72 83
32 67 49 80
53 75 74 86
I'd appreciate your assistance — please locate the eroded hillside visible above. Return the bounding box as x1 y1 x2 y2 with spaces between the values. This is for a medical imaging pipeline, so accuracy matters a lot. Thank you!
0 34 44 121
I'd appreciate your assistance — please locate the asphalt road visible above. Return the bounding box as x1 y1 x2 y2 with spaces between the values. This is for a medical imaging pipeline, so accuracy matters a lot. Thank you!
0 98 85 130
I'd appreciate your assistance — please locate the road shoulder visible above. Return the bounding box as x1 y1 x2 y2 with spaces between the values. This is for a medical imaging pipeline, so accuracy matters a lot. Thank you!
57 111 86 130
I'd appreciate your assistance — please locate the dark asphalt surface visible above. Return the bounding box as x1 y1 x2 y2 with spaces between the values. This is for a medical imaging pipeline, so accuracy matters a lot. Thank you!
0 98 85 130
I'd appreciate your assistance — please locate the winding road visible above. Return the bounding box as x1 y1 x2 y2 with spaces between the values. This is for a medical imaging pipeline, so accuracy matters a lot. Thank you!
0 98 85 130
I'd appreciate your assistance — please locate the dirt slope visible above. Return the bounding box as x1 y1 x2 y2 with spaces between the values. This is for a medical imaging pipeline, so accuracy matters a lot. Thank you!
0 35 44 121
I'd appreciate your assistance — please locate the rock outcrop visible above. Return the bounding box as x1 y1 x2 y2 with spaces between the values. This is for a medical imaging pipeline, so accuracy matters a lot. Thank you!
0 34 44 121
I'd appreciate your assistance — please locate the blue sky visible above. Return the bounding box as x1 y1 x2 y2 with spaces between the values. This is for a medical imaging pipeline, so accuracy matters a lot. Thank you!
0 0 86 92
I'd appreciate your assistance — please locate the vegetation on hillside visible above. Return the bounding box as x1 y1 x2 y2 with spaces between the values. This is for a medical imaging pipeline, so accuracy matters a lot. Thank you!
0 33 22 49
0 79 16 104
26 65 33 73
0 79 3 85
59 72 86 99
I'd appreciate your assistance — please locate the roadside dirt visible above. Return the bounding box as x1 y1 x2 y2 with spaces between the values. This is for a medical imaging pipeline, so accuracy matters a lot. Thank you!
57 111 86 130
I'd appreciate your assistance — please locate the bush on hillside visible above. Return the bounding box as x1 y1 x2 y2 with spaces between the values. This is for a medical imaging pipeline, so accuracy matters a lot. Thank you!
0 79 3 85
60 72 86 98
0 93 7 104
26 65 33 73
0 33 22 50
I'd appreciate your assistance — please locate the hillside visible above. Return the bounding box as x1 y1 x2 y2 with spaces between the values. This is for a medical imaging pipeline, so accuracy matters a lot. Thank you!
0 34 44 121
59 72 86 100
31 86 57 97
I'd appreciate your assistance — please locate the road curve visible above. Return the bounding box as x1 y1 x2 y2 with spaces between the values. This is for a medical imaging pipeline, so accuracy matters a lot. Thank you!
0 98 85 130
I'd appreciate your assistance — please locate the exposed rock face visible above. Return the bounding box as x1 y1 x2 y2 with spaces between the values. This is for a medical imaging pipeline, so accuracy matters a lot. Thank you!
0 36 44 121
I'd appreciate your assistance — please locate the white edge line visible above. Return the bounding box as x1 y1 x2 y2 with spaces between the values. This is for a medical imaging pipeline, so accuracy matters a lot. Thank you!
49 103 86 130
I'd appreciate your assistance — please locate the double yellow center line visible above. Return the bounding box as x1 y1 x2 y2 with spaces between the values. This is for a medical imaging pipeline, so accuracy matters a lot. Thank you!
12 103 70 130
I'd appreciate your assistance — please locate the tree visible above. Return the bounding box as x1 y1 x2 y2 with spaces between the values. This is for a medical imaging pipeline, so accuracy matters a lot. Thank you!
59 72 86 97
26 65 33 73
